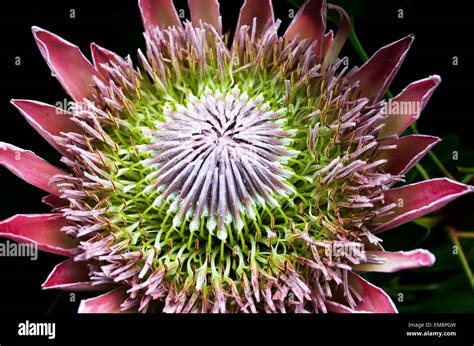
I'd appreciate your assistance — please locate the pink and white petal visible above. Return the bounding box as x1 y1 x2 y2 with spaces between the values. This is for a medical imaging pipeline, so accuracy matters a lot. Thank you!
42 258 112 291
377 135 440 176
322 4 350 67
90 43 127 79
0 214 78 257
0 142 65 195
32 27 105 102
11 99 83 156
138 0 182 33
374 178 473 233
353 249 436 273
348 272 398 313
188 0 220 30
379 75 441 137
347 35 414 102
284 0 326 59
78 288 129 313
236 0 274 38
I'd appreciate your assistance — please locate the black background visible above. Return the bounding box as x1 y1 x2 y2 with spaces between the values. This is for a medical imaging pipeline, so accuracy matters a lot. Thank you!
0 0 473 344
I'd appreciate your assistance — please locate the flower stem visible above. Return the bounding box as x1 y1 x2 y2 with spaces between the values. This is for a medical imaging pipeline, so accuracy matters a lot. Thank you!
446 227 474 290
457 231 474 239
414 162 430 181
461 174 473 184
347 18 369 62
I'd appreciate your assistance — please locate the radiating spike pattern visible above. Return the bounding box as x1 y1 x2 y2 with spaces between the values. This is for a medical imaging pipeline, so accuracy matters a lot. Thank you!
48 19 402 313
144 87 294 239
34 4 439 314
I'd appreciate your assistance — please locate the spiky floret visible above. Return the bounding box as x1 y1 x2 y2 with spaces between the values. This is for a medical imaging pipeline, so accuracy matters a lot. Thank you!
52 19 398 313
144 86 296 239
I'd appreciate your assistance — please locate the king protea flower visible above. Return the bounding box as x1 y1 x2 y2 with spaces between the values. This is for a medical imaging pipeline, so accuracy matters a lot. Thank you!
0 0 472 313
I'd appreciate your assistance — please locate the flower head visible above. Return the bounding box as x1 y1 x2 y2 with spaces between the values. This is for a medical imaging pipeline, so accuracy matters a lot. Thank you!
0 0 472 313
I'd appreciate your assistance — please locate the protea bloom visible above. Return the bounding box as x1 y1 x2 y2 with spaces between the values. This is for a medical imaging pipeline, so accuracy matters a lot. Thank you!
0 0 472 313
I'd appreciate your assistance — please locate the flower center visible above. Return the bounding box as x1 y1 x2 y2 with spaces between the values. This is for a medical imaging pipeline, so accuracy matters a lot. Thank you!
60 22 377 313
144 87 295 239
